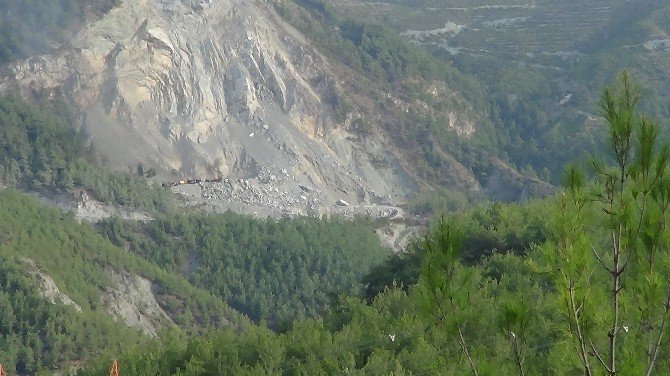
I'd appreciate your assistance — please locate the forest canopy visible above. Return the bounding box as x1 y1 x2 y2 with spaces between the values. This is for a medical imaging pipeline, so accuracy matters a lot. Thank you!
98 212 389 329
76 73 670 376
0 95 173 212
0 0 669 373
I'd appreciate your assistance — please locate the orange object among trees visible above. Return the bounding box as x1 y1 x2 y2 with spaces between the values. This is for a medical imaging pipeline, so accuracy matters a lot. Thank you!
0 363 6 376
109 360 120 376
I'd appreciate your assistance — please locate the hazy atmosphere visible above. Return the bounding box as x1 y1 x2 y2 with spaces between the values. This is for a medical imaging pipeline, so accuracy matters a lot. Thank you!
0 0 669 374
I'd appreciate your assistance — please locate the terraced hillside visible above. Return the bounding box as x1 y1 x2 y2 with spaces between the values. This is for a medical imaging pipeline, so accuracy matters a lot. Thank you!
334 0 629 68
330 0 670 181
333 0 670 90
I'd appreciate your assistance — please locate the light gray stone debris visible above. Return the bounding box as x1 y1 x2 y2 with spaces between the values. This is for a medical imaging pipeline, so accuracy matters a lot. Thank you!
336 199 350 207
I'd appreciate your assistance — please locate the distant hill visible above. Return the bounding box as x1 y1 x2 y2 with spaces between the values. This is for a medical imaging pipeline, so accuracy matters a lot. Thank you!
330 0 670 181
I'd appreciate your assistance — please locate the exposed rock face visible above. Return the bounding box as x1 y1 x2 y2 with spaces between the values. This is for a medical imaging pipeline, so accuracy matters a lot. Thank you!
38 190 151 223
21 258 83 313
101 267 175 337
8 0 418 207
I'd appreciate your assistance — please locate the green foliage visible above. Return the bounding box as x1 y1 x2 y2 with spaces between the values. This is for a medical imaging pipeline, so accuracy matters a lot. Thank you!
0 95 173 212
337 19 449 83
0 254 146 374
0 189 249 373
77 279 539 376
534 72 670 375
75 181 670 375
416 220 481 375
97 212 389 328
407 187 470 216
363 199 550 301
76 235 560 376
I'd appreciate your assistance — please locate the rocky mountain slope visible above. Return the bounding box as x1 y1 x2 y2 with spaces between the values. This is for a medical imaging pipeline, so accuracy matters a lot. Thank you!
4 0 433 215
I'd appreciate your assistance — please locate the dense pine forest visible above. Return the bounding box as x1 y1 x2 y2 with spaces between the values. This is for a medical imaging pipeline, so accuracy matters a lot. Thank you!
77 73 670 375
98 213 388 329
0 94 394 373
0 95 173 211
3 72 670 374
1 0 670 375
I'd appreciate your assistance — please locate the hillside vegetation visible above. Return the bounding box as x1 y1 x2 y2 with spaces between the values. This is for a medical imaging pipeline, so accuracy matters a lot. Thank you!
78 74 670 375
0 189 248 374
0 90 398 373
328 0 670 182
2 1 670 374
0 253 144 374
0 95 173 212
98 213 389 329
